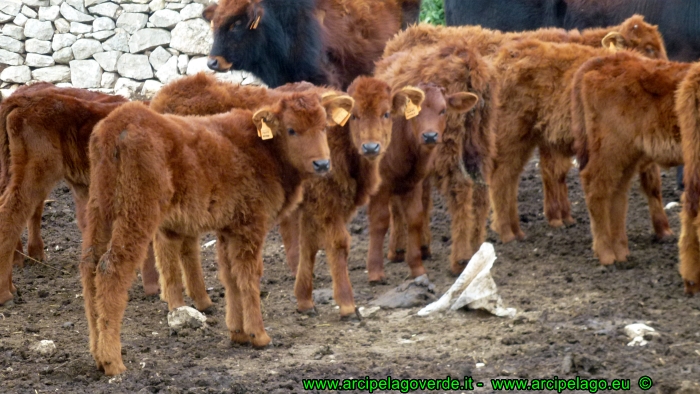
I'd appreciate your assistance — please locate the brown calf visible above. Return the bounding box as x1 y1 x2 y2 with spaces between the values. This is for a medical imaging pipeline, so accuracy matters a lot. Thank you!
572 52 688 266
0 84 158 306
281 77 421 317
80 92 352 375
677 63 700 295
489 30 669 245
366 83 478 282
375 39 498 275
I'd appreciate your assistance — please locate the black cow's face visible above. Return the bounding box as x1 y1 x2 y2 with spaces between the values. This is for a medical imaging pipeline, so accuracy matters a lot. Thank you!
203 0 265 73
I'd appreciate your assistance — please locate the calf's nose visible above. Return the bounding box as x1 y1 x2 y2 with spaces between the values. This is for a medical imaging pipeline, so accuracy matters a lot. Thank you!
361 142 381 156
422 131 439 144
312 159 331 174
207 57 220 71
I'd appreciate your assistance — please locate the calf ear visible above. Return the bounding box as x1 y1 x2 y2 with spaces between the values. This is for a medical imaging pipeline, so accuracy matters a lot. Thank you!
601 32 626 51
252 108 278 139
202 4 217 22
392 86 425 118
322 94 355 127
447 92 479 114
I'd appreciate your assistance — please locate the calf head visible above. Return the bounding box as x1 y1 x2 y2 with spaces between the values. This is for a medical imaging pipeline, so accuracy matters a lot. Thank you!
601 15 668 60
345 77 421 160
252 92 354 175
203 0 323 87
405 83 479 150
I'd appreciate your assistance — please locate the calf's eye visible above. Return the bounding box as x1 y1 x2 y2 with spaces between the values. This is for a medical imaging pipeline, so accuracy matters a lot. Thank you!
383 112 390 119
440 109 446 115
351 114 357 121
288 128 296 136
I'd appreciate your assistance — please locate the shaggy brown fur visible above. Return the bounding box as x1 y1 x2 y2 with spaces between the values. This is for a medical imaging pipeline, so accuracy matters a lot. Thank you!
677 63 700 295
489 31 670 245
80 91 352 375
572 52 688 266
385 16 670 243
0 84 159 306
281 77 422 317
375 39 498 275
366 83 478 282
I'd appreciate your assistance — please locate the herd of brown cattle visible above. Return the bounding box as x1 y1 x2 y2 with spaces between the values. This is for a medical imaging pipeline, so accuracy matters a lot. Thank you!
0 7 698 377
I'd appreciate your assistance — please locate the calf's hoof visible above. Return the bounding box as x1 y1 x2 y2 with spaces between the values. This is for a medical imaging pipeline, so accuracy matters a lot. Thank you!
388 249 405 263
368 274 387 286
194 297 214 313
250 332 271 348
409 266 427 278
595 249 616 266
499 232 518 244
684 280 700 296
296 306 318 316
653 228 674 241
449 260 469 276
420 245 431 260
563 216 576 226
340 307 361 322
230 330 250 345
548 218 564 228
26 245 46 263
100 360 127 376
13 252 24 268
142 282 160 297
0 290 14 306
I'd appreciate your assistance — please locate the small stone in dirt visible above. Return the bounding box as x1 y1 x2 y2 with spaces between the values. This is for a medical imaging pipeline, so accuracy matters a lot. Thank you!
358 306 380 318
561 354 573 374
30 340 57 356
167 306 207 331
677 381 700 394
370 275 436 309
62 321 74 329
312 288 334 305
38 289 49 298
24 325 39 333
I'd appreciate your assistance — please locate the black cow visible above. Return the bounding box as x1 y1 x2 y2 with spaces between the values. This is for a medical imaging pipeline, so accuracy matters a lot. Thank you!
444 0 565 31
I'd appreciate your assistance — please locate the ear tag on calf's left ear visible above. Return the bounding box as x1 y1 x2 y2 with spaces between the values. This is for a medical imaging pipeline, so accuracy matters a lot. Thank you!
250 15 260 30
259 119 273 140
405 100 421 120
331 107 350 127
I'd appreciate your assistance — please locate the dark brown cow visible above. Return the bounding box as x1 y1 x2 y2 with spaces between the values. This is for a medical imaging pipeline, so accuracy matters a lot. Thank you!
367 83 478 281
80 91 352 375
572 52 688 266
676 62 700 295
375 39 498 276
0 84 159 306
203 0 402 89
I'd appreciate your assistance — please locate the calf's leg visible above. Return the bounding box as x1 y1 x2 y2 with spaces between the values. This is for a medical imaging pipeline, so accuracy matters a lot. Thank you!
278 209 300 276
387 199 406 262
638 162 673 239
180 236 211 311
216 235 247 344
293 219 321 314
402 186 427 278
154 230 186 310
367 191 391 283
538 144 575 227
679 207 700 295
325 219 356 317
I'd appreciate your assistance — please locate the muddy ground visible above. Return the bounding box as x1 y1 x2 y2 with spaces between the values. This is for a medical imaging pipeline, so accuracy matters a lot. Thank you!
1 159 699 394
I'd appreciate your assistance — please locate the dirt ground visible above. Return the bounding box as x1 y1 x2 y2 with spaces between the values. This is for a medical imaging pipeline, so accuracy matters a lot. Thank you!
1 159 699 394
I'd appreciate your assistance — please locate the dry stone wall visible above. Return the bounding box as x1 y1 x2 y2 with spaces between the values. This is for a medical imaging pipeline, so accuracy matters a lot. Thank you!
0 0 260 98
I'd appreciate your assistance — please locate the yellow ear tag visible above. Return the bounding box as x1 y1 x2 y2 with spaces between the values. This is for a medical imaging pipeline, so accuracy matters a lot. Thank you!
210 20 214 30
259 119 273 140
250 15 260 30
405 100 421 120
331 107 350 127
608 41 616 50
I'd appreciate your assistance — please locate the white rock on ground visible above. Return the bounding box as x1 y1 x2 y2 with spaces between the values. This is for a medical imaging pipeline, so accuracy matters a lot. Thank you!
169 18 212 55
155 54 178 83
116 53 152 79
165 3 185 10
128 28 170 53
114 76 142 98
150 8 180 28
85 0 108 7
13 12 27 27
52 46 73 63
24 0 50 7
25 53 55 67
0 11 13 22
65 0 85 12
38 5 60 21
2 24 25 40
54 17 69 33
89 30 115 41
116 12 148 34
186 56 213 75
25 38 52 54
0 65 30 83
59 2 94 23
0 84 19 98
179 3 202 20
93 50 120 71
32 65 71 82
122 3 149 12
21 5 37 19
92 16 115 31
24 19 55 40
167 306 207 331
102 28 129 52
101 71 117 87
51 32 76 51
50 0 65 5
30 340 57 356
0 35 23 53
141 78 162 97
72 38 103 59
0 48 23 65
148 45 170 70
69 21 92 34
70 59 102 88
149 0 164 12
0 0 22 16
177 53 187 73
88 1 118 18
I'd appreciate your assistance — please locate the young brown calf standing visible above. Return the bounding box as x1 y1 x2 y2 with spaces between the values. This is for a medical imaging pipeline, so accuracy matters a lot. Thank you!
0 84 158 306
281 77 421 317
366 83 478 282
80 91 352 375
677 63 700 295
